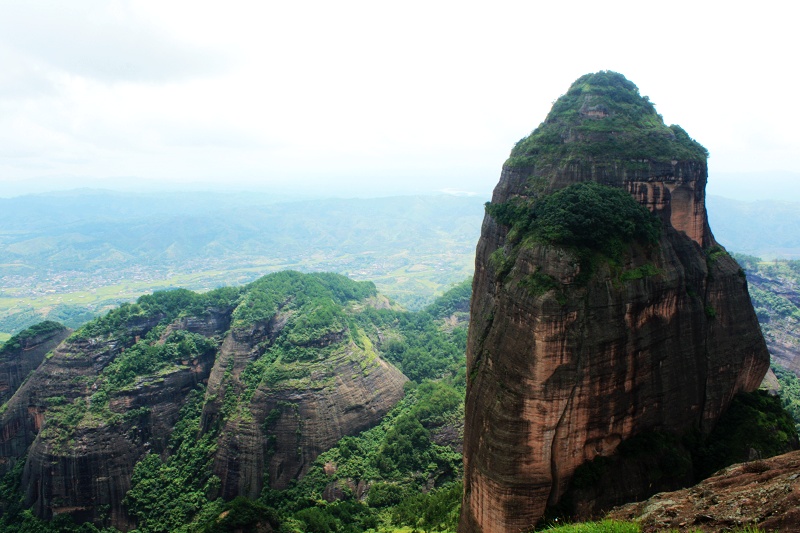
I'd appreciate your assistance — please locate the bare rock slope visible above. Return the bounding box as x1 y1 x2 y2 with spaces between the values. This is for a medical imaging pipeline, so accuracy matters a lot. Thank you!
607 450 800 532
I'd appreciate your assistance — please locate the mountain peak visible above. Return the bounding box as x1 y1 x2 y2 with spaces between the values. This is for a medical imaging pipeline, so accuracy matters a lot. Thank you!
460 73 769 533
509 71 707 166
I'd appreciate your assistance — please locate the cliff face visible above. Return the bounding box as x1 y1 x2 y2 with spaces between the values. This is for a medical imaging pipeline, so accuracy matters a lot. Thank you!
202 302 406 497
460 72 770 533
0 313 219 529
0 321 70 405
0 272 406 530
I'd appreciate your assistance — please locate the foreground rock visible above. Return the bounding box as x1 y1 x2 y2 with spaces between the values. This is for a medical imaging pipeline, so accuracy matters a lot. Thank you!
607 450 800 532
460 72 769 532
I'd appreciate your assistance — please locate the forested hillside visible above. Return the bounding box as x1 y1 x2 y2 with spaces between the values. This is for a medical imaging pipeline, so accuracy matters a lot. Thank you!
735 254 800 372
0 274 470 532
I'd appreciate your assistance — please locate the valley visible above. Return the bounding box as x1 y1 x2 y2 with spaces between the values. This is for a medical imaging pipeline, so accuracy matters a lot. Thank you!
0 193 483 337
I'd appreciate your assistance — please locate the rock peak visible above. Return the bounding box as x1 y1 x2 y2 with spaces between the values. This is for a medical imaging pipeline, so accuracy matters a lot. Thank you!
496 72 712 246
459 73 769 533
510 71 708 167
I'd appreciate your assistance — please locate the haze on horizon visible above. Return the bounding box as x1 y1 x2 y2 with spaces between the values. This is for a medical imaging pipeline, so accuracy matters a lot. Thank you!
0 0 797 201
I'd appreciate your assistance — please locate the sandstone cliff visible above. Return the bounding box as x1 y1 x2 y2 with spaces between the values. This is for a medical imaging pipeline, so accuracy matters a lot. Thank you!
0 321 69 405
460 72 770 533
0 272 407 530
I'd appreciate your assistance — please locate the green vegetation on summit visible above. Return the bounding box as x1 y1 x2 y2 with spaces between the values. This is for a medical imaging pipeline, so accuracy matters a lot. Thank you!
486 181 662 289
507 71 707 170
0 320 65 357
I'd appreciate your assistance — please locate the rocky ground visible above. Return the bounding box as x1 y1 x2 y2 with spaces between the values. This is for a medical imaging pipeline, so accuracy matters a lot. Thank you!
607 450 800 532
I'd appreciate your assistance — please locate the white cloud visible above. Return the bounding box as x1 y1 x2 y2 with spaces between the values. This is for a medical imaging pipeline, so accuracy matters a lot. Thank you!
0 0 227 83
0 0 797 197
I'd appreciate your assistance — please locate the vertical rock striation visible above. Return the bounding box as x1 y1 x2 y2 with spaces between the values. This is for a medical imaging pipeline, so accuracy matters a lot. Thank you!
459 72 769 533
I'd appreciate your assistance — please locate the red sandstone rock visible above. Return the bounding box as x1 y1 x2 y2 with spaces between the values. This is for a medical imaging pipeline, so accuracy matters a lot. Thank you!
459 72 769 533
607 450 800 532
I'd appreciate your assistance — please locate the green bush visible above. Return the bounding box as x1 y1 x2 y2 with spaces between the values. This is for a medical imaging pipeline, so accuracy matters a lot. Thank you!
357 307 466 383
537 520 640 533
534 182 660 250
198 497 278 533
486 182 661 283
390 481 461 532
100 330 217 393
773 365 800 432
424 278 472 320
366 482 405 507
124 387 220 532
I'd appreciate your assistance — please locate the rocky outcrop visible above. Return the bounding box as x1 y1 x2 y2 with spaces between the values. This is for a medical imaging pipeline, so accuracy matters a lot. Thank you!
607 450 800 532
460 72 770 533
202 311 406 497
0 322 69 405
1 316 222 529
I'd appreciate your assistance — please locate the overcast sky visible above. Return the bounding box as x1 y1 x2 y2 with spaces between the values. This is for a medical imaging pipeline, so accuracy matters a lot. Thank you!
0 1 797 199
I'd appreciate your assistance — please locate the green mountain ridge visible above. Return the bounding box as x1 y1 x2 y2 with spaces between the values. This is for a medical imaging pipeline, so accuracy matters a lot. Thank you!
0 272 470 532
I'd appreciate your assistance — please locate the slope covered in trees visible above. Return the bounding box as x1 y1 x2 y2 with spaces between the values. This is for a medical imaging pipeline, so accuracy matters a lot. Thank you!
0 274 470 532
734 254 800 374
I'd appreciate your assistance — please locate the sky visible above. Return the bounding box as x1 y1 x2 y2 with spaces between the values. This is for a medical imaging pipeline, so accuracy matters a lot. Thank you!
0 0 797 199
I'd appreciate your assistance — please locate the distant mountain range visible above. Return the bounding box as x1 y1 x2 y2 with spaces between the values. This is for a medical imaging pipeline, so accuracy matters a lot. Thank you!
708 195 800 259
0 188 798 338
0 191 485 336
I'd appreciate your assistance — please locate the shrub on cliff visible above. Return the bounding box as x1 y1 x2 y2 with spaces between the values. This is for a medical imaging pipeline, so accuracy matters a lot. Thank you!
486 181 660 269
693 389 799 478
